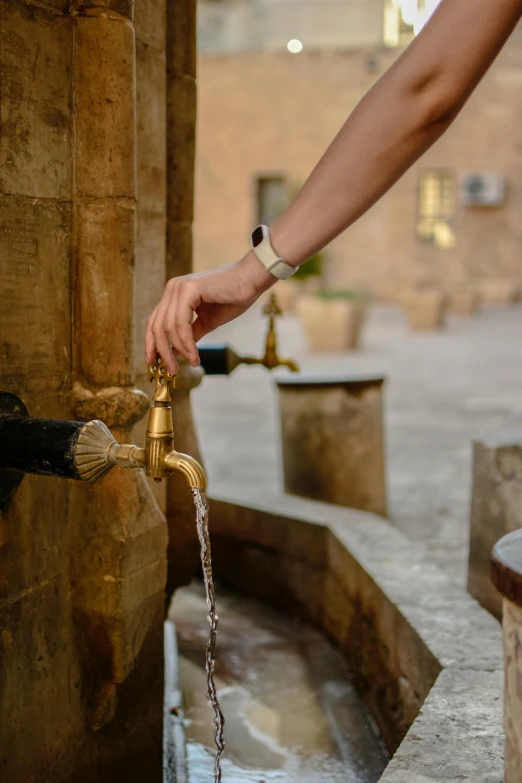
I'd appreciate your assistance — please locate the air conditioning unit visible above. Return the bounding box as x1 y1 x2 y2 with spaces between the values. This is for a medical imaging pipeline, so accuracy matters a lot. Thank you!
460 171 506 207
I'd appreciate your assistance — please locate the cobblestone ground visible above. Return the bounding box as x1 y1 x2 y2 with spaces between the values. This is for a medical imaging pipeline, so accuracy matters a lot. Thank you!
192 302 522 587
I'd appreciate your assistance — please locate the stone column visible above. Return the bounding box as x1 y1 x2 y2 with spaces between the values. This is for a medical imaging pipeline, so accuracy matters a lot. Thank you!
276 375 387 515
468 431 522 619
165 0 204 593
71 1 167 743
491 530 522 783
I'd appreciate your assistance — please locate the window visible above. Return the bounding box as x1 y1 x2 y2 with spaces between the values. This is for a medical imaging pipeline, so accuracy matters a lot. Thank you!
417 169 456 249
256 176 288 226
384 0 441 47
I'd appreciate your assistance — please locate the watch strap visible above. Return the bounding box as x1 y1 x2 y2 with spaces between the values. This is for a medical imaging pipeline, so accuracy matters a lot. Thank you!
251 225 297 280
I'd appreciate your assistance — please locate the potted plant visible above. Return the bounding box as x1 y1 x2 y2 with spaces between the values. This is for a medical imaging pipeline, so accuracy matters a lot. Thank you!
296 288 369 352
269 248 324 314
449 284 480 316
403 286 446 330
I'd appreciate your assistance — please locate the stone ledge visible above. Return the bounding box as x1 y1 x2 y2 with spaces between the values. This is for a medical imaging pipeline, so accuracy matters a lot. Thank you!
208 488 503 781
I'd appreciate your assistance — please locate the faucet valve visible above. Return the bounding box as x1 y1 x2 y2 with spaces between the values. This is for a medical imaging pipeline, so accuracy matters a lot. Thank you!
240 292 300 373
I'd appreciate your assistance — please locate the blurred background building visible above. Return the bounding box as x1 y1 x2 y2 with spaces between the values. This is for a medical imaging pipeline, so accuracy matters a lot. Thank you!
194 0 522 301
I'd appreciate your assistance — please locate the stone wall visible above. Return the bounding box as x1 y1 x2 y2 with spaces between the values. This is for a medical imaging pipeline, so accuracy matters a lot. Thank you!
194 25 522 300
0 1 193 779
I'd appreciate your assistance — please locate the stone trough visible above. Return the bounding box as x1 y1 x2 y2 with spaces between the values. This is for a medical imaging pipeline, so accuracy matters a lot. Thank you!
165 489 504 782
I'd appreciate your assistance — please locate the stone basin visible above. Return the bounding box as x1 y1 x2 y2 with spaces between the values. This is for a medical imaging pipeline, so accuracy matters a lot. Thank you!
165 490 504 782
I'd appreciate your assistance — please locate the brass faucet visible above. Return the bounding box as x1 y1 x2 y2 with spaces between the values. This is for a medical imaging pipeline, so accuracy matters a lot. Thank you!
74 357 207 489
240 293 299 373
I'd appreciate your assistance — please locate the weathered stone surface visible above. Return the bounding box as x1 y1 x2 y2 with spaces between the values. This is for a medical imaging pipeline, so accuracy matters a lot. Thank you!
166 76 197 225
277 376 387 515
76 199 136 386
166 0 196 77
502 599 522 783
0 196 71 392
74 0 134 17
74 383 149 428
468 431 522 619
0 0 72 198
69 467 167 683
0 578 84 782
134 0 165 50
208 488 504 778
75 15 136 199
135 215 166 360
166 219 193 279
0 0 180 778
381 669 504 783
136 40 166 216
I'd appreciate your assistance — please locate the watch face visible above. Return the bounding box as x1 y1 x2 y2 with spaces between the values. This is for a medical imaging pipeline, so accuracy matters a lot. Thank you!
252 226 264 248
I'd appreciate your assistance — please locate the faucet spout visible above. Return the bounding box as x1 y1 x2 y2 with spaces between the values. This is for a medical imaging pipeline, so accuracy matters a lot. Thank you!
164 450 207 490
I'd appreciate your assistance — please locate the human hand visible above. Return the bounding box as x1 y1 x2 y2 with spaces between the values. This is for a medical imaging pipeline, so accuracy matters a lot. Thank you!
145 252 276 374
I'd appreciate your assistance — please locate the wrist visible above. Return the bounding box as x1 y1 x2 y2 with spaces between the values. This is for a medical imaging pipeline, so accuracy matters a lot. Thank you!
235 251 277 296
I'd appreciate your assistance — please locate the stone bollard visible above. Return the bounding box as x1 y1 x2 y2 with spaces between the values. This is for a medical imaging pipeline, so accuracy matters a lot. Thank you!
276 375 386 515
467 431 522 619
491 530 522 783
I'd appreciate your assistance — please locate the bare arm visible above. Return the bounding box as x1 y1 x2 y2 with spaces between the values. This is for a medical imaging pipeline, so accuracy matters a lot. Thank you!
146 0 522 374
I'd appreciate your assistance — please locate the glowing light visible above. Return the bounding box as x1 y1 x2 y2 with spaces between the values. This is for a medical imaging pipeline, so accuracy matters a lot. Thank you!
399 0 441 36
287 39 303 54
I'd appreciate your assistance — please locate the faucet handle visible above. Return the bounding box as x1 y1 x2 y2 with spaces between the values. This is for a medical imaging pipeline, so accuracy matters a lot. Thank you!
148 353 177 403
262 292 283 319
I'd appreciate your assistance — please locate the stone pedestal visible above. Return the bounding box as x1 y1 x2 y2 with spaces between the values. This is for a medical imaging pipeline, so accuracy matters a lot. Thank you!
276 375 386 515
468 431 522 619
491 530 522 783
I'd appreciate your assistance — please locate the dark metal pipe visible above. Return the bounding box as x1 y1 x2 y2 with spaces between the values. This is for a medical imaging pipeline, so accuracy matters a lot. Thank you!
198 344 243 376
0 416 84 480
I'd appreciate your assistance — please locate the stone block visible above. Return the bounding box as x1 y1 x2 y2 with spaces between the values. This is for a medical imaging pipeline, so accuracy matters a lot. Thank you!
69 468 167 683
277 375 387 514
76 199 136 386
467 431 522 619
0 578 84 782
0 1 72 199
136 39 167 216
75 15 136 199
166 77 196 223
0 196 72 392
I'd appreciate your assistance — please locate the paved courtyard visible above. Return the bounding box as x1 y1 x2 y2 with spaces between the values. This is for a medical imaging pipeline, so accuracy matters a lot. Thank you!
192 302 522 587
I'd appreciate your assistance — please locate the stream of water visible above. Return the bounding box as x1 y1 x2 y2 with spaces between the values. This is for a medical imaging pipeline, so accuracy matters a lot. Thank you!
192 489 226 783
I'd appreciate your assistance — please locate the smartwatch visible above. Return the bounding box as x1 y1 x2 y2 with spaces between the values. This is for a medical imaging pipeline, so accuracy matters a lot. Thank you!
251 225 297 280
